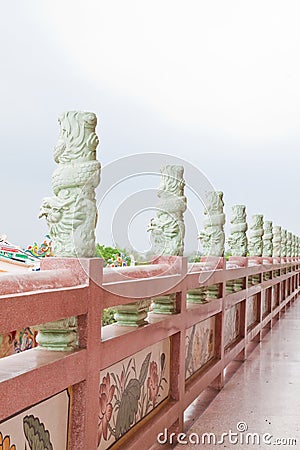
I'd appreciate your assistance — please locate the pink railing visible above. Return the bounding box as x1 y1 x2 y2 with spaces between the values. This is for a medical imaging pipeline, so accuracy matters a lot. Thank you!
0 257 299 449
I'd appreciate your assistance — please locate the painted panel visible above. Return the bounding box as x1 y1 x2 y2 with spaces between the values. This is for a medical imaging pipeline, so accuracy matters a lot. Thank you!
98 338 170 450
0 389 70 449
224 304 240 347
273 284 279 307
185 317 215 380
247 295 258 327
263 289 271 316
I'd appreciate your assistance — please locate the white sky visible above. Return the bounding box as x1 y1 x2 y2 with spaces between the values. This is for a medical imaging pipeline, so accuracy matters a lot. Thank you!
1 1 300 252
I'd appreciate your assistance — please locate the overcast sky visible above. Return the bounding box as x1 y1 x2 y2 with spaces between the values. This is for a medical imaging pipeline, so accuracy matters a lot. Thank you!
1 1 300 254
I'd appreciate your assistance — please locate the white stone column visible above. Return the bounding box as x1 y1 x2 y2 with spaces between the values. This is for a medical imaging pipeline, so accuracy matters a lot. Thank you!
262 221 273 280
281 229 287 257
262 221 273 257
198 191 225 299
292 234 296 257
148 165 187 256
227 205 247 292
227 205 248 256
38 111 101 349
272 226 281 257
248 214 264 257
199 191 225 257
286 232 293 257
147 165 187 313
248 214 264 285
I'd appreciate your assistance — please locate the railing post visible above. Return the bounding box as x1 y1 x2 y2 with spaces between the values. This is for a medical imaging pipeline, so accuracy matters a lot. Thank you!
69 258 103 450
210 267 226 389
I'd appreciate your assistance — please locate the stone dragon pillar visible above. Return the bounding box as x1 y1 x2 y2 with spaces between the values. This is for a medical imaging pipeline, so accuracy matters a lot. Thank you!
227 205 248 257
40 111 100 257
272 225 281 277
248 214 264 285
281 229 287 257
227 205 248 292
38 111 101 349
147 165 187 313
292 234 296 257
262 221 273 280
272 226 281 257
198 191 225 299
262 221 273 257
286 232 292 257
148 165 187 257
199 191 225 257
248 214 264 257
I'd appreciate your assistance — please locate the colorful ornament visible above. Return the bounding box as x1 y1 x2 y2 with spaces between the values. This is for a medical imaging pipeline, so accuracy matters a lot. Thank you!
107 253 131 267
26 236 54 258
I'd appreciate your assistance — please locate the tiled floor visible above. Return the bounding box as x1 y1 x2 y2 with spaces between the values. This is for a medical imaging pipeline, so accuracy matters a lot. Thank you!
172 301 300 449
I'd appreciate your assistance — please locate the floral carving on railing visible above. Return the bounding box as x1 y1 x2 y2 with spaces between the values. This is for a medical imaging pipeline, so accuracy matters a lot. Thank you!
0 390 69 449
98 373 115 444
247 295 259 327
185 318 215 379
0 433 16 450
224 305 240 347
23 415 53 450
97 340 169 449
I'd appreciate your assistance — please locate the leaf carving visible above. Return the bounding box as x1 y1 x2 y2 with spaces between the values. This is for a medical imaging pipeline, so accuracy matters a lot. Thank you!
115 379 141 439
23 415 53 450
138 352 151 385
185 325 196 375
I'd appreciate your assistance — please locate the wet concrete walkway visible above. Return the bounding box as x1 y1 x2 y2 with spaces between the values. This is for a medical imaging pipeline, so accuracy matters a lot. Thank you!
174 300 300 449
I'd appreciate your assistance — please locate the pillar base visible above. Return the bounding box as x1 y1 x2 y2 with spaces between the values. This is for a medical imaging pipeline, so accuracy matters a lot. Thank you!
36 317 77 351
114 300 151 326
187 288 208 304
226 281 235 294
206 284 219 299
234 278 244 291
151 294 176 314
